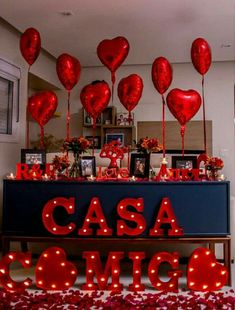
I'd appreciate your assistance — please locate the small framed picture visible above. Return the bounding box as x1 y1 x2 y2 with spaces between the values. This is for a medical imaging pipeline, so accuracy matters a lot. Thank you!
171 156 197 169
116 112 134 126
81 156 96 177
85 136 101 149
83 110 102 126
21 149 46 167
105 133 124 145
130 153 150 178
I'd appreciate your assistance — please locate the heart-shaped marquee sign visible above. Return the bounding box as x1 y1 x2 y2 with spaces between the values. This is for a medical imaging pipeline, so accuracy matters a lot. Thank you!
187 247 228 291
35 247 77 290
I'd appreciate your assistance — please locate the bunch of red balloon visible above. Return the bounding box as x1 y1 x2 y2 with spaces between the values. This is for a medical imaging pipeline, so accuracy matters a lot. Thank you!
151 37 211 158
81 37 144 127
80 36 143 155
20 28 58 148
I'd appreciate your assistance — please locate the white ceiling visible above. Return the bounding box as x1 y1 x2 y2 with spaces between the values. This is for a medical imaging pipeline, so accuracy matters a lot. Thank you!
0 0 235 66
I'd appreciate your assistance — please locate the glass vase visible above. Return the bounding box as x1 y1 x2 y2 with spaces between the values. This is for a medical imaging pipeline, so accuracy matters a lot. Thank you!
207 168 220 181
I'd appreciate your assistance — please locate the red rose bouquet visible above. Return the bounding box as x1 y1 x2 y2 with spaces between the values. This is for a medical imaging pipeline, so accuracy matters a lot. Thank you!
135 137 162 154
206 157 224 170
63 137 91 155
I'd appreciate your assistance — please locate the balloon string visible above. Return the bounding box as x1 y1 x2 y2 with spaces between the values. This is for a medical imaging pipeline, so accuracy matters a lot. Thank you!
111 71 115 104
92 126 96 157
66 91 71 140
26 66 30 148
202 75 207 154
162 94 166 158
128 111 131 125
40 125 45 149
181 126 185 157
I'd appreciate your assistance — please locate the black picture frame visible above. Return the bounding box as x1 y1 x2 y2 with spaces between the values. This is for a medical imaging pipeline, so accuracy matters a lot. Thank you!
171 156 197 169
85 136 101 149
81 156 96 177
130 153 150 178
21 149 46 167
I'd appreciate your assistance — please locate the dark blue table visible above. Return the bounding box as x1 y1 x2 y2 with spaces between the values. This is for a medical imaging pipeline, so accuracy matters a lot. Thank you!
2 180 230 237
1 180 231 285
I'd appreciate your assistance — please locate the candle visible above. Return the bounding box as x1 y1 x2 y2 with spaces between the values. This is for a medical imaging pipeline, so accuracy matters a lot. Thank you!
130 175 136 182
87 175 96 181
43 174 49 181
7 172 15 180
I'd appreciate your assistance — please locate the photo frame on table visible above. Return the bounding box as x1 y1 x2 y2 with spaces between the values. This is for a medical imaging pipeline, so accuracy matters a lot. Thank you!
81 156 96 177
171 156 197 169
85 136 101 149
83 110 102 126
130 153 150 178
21 149 46 168
105 133 124 145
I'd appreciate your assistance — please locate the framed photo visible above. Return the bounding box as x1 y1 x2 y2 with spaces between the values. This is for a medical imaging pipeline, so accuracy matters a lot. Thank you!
21 149 46 167
105 133 124 145
171 156 197 169
85 136 101 149
81 156 96 177
130 153 150 178
83 110 102 126
116 112 134 126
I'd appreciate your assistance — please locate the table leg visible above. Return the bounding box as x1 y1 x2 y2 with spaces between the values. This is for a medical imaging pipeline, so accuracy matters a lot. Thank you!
2 237 10 256
223 239 231 286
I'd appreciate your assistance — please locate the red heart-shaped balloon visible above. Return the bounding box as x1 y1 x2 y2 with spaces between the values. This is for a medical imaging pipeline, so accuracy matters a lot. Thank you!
118 74 143 112
35 247 77 290
187 248 228 291
28 91 58 127
56 53 81 91
166 88 201 126
80 80 111 122
20 28 41 66
152 57 173 95
191 38 212 75
97 37 129 73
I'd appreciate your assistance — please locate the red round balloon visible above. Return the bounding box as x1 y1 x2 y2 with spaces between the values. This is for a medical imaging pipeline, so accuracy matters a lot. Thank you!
80 81 111 122
191 38 212 75
20 28 41 66
97 37 129 73
56 53 81 91
152 57 173 95
166 88 201 126
118 74 143 112
28 91 58 126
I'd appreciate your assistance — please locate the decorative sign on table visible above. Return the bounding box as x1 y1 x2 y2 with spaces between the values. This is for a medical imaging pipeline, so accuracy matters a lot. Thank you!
0 194 228 293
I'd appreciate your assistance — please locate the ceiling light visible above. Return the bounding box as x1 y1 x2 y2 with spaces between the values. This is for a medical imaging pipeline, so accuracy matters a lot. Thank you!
59 11 73 17
220 43 231 48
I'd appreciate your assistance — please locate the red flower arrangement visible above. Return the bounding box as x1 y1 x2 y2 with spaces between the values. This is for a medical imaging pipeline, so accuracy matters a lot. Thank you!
206 157 224 171
52 155 70 173
135 137 162 154
205 156 224 181
63 137 91 155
